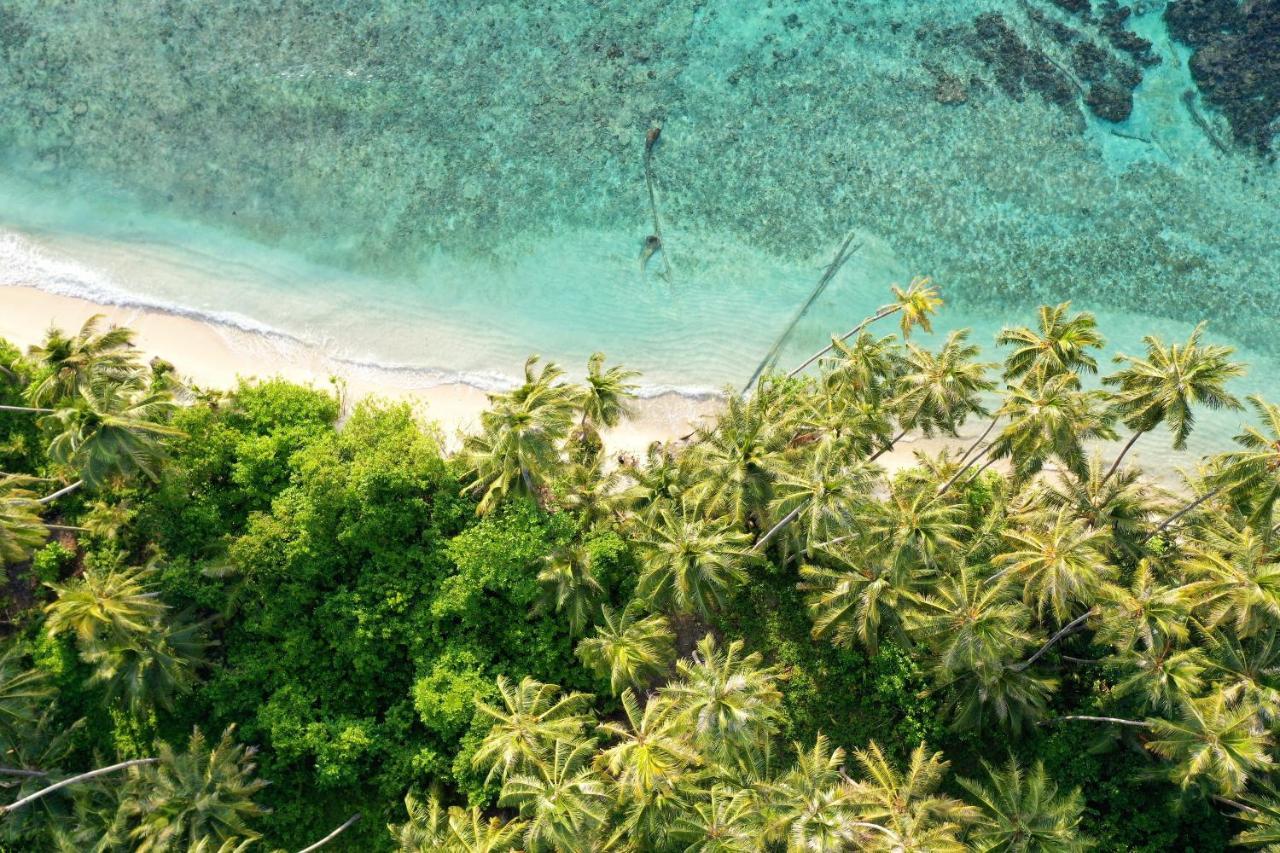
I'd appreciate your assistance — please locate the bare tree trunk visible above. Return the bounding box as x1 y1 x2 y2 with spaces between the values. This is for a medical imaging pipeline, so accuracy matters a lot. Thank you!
753 504 805 553
38 481 83 505
867 429 909 463
1145 485 1224 542
0 768 47 778
297 813 363 852
0 404 53 414
1101 430 1145 486
956 415 1000 467
1043 715 1151 728
0 758 157 813
1011 609 1094 672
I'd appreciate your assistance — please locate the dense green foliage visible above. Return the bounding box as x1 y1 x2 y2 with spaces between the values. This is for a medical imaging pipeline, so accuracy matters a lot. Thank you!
1 296 1279 850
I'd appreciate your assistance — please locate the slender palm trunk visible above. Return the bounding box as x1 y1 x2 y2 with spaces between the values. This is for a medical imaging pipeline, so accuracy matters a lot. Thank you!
298 813 363 852
787 306 899 378
38 480 83 505
753 503 805 553
43 523 89 533
0 758 158 813
1043 715 1151 728
1145 485 1224 541
643 145 673 281
937 444 992 496
867 428 909 463
1011 609 1094 672
957 415 1000 467
1101 429 1146 486
0 767 47 777
0 404 53 414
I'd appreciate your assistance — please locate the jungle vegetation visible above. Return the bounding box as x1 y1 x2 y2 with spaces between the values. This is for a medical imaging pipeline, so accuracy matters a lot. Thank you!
2 286 1279 851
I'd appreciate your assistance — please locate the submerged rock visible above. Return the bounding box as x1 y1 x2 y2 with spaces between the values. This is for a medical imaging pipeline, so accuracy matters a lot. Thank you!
1086 81 1133 122
1166 0 1280 152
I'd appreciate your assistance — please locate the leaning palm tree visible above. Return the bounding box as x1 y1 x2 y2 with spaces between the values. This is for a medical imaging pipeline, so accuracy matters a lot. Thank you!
536 543 605 635
1229 788 1280 848
499 738 610 853
389 792 448 850
460 357 579 515
83 615 208 713
41 374 181 494
471 676 595 784
1203 627 1280 725
957 758 1090 852
844 742 978 853
997 302 1105 382
890 330 995 441
863 484 966 573
985 374 1116 483
633 502 752 618
1110 642 1208 716
120 726 268 851
0 476 46 565
575 605 675 695
1093 561 1192 653
658 635 782 768
760 446 873 556
1216 395 1280 527
682 391 782 528
1102 324 1244 482
26 315 142 408
390 793 526 853
992 507 1112 624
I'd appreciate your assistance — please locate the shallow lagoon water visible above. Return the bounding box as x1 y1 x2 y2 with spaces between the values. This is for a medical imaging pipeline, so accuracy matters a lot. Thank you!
0 1 1277 461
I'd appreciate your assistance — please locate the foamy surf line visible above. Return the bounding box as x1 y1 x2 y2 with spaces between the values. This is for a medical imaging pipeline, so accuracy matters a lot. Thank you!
0 229 722 399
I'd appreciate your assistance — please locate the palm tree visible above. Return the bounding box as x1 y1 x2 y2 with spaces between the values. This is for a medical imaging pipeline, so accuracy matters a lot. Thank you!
767 734 860 850
1180 524 1280 639
759 447 872 556
556 461 626 527
1102 324 1244 482
499 738 610 852
83 615 208 713
43 563 167 650
1040 455 1169 560
536 543 604 635
659 635 782 767
41 375 181 494
1216 395 1280 527
120 726 268 851
997 302 1105 381
788 277 940 377
683 392 782 527
668 785 762 852
390 793 526 853
818 331 904 408
891 330 995 441
844 742 978 852
1110 643 1208 715
1093 561 1192 653
1203 627 1280 724
575 605 675 695
460 357 579 515
985 374 1116 483
863 484 966 573
26 315 142 408
799 545 923 653
390 792 447 850
1146 694 1272 796
578 352 638 431
0 476 46 565
1229 789 1280 848
471 676 594 783
595 689 698 795
957 758 1089 852
0 645 52 753
634 503 752 618
992 507 1112 623
911 567 1055 731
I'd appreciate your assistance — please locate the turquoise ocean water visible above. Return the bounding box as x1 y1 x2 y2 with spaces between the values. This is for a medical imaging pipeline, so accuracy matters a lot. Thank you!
0 1 1276 458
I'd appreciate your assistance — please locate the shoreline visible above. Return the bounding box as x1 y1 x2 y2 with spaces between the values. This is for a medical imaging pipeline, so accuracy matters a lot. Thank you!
0 284 977 473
